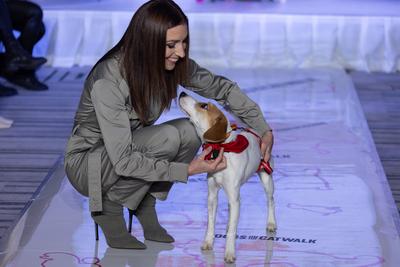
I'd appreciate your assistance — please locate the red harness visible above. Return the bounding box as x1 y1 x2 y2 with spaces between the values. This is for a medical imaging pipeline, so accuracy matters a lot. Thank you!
202 124 273 174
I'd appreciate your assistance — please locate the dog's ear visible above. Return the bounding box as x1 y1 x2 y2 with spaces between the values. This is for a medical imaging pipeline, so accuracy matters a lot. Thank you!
203 114 229 143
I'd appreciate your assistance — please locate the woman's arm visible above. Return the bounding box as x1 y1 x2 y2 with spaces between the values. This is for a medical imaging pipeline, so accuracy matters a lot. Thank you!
183 59 274 161
91 78 188 182
184 59 271 137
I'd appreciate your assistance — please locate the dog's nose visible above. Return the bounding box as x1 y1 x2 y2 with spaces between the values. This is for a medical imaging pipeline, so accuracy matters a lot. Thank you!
179 92 187 98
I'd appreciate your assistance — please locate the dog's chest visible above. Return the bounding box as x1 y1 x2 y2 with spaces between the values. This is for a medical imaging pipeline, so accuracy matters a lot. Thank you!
208 133 261 186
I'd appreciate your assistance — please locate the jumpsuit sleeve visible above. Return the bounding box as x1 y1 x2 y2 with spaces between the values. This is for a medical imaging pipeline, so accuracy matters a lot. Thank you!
183 59 272 137
91 79 188 183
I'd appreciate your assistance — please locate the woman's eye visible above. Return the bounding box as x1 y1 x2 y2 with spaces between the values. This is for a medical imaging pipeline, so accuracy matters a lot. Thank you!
200 103 208 109
167 43 175 49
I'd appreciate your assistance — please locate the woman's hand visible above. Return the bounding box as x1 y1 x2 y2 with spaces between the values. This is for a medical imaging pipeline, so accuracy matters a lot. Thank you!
260 130 274 162
188 147 227 176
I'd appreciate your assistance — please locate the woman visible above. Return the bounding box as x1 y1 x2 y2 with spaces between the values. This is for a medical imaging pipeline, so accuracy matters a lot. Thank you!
64 0 273 250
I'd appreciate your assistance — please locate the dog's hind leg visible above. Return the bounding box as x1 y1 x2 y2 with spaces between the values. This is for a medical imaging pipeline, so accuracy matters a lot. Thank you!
258 169 277 233
223 185 240 263
201 177 219 251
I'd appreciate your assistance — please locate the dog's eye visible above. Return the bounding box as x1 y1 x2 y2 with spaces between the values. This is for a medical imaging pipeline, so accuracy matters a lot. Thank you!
200 103 208 110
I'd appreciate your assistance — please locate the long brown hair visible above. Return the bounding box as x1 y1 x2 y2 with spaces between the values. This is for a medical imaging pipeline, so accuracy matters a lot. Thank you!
93 0 190 125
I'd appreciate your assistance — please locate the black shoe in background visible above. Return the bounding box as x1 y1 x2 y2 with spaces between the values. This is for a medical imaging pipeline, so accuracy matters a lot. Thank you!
4 73 48 91
0 83 18 97
3 55 47 73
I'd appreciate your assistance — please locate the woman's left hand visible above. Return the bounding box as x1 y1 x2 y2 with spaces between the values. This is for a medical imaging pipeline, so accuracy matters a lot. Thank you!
260 130 274 162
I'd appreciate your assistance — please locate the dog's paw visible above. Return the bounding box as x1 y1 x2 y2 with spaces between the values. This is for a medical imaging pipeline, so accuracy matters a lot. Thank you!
224 253 236 263
201 242 213 250
267 223 277 233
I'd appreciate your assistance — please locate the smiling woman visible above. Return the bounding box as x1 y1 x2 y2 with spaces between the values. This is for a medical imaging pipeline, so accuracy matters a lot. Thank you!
64 0 273 251
165 24 188 71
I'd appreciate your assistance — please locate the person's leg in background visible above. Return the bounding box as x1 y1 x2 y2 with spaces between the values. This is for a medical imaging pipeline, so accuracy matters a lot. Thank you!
0 0 45 73
0 0 28 96
2 0 48 90
0 79 17 96
8 0 46 54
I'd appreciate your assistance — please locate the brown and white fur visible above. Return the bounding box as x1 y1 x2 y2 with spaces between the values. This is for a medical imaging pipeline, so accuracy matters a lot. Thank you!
178 92 277 263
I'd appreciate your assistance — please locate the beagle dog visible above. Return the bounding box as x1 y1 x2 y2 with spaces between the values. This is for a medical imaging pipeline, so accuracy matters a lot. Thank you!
179 92 277 263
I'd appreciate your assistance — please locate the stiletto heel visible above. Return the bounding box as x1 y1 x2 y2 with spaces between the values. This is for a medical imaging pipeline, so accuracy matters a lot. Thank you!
94 208 135 239
92 213 146 249
95 222 99 241
128 209 134 233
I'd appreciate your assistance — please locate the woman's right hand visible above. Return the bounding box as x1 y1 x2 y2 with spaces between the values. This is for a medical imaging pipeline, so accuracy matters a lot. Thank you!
187 147 227 176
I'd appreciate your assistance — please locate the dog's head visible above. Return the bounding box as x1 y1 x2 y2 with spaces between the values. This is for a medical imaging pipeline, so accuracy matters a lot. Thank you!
179 92 229 143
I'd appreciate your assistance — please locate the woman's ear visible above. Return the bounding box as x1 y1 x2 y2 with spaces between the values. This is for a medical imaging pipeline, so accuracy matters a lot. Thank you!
203 114 228 143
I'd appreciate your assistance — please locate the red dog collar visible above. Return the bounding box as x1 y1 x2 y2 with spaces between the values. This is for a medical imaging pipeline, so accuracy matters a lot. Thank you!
202 125 273 175
202 134 249 160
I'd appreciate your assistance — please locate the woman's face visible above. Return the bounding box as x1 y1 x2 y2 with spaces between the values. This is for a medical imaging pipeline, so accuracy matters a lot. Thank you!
165 24 188 70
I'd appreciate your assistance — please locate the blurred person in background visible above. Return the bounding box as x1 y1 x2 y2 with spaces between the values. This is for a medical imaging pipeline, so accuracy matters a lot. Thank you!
0 0 48 93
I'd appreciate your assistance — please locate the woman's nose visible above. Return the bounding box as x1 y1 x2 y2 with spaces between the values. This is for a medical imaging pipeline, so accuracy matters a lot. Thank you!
175 44 185 58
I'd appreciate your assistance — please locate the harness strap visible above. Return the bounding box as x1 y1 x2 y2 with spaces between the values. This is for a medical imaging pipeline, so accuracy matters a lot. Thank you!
204 123 273 175
258 159 273 175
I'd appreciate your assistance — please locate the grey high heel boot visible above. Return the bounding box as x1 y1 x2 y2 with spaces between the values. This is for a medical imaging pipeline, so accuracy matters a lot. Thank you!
133 194 175 243
93 198 146 249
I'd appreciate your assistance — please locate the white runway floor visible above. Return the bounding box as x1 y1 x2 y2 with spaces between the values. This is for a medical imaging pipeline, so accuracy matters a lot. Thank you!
2 67 400 266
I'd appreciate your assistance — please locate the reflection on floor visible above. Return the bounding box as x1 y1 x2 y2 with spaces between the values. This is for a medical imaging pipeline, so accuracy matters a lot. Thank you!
2 68 400 267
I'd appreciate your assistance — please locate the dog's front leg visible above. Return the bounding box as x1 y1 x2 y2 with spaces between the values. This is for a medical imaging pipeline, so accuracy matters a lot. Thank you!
224 186 240 263
201 177 219 250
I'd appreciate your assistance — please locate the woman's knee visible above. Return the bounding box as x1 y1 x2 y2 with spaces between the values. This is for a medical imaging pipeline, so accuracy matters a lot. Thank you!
11 1 45 44
25 4 45 39
25 2 44 21
34 21 45 39
134 120 200 161
164 118 201 149
150 124 180 160
163 118 201 162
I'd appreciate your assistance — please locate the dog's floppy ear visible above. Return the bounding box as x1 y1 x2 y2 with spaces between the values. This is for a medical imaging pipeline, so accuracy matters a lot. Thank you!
203 114 229 143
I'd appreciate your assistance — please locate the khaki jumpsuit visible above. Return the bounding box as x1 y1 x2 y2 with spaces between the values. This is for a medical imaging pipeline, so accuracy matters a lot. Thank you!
64 56 271 213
